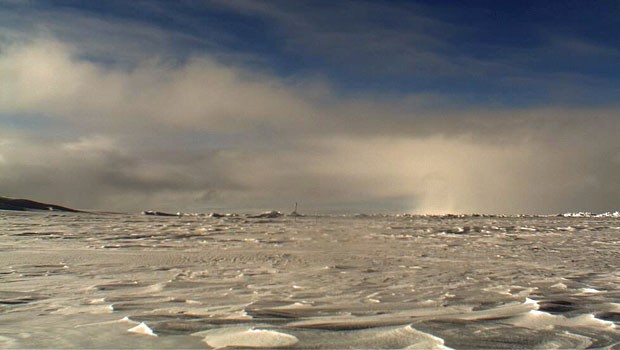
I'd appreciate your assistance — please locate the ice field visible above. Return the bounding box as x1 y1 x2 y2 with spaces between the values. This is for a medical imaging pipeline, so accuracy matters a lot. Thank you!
1 211 619 348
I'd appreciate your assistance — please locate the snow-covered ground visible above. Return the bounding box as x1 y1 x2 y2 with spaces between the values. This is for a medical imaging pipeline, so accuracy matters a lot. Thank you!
1 212 619 348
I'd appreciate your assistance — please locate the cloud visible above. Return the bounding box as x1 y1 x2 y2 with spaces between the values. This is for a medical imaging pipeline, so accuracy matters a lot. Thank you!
209 0 463 76
209 0 620 104
0 38 319 133
3 117 620 214
276 129 620 214
2 37 620 214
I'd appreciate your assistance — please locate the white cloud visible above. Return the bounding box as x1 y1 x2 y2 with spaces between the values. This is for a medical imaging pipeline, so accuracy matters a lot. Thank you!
2 38 620 213
0 38 320 132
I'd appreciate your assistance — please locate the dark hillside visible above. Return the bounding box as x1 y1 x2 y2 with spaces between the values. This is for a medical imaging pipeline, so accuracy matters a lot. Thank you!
0 196 82 212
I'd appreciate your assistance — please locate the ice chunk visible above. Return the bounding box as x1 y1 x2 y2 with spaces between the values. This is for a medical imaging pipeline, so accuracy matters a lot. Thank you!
510 311 616 330
197 327 298 349
128 322 157 337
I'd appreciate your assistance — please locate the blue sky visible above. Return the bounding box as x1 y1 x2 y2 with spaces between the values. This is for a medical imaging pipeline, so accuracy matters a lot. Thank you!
5 0 619 104
1 0 620 213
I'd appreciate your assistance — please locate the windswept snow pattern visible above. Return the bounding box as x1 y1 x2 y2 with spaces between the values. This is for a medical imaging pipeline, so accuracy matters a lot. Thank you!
0 212 619 348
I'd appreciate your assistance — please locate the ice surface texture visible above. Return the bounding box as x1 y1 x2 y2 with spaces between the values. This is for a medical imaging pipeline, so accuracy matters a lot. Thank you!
0 212 619 348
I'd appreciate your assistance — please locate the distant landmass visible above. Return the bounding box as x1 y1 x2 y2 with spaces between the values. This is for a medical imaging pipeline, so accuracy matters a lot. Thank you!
142 210 179 217
0 196 82 212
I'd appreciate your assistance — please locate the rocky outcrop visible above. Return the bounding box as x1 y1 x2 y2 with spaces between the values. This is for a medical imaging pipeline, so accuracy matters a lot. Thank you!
141 210 179 217
248 210 284 218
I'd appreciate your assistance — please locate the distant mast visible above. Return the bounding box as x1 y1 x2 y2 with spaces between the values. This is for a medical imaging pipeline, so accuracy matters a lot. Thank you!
291 202 300 219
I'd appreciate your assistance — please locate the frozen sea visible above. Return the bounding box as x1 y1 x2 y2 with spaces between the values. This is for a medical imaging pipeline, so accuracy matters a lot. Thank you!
1 211 619 349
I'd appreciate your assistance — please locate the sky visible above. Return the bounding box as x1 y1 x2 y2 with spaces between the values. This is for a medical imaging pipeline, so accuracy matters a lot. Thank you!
1 0 620 214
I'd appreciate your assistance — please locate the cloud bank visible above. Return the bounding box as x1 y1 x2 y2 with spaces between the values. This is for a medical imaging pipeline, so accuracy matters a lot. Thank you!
2 35 620 214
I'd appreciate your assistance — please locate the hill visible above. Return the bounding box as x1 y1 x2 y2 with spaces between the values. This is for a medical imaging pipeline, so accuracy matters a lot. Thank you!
0 196 82 212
